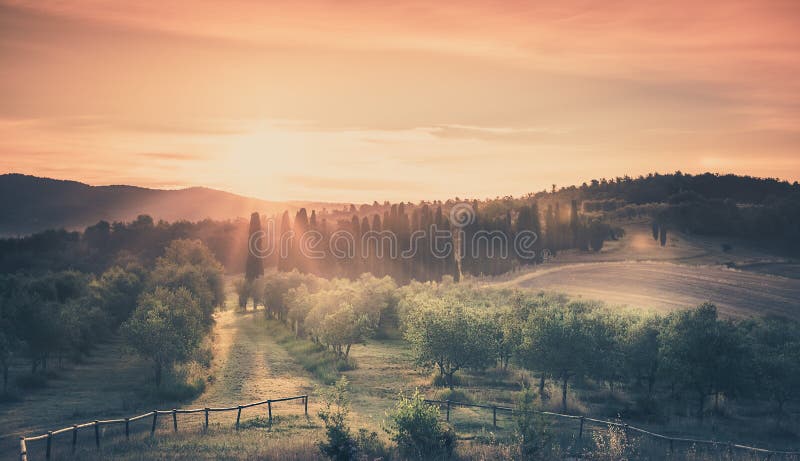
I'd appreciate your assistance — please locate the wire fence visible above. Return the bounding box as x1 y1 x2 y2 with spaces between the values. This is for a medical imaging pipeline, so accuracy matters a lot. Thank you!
18 394 309 461
426 399 800 460
16 395 799 460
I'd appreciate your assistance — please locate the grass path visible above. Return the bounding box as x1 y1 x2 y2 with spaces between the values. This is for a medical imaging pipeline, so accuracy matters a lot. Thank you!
193 309 315 408
342 340 427 428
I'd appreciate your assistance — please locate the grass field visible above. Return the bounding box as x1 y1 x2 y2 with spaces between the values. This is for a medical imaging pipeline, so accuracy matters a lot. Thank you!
489 223 800 319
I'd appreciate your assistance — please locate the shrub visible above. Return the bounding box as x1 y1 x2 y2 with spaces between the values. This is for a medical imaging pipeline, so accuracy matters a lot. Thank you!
386 390 456 460
318 376 358 461
585 424 638 461
513 386 550 459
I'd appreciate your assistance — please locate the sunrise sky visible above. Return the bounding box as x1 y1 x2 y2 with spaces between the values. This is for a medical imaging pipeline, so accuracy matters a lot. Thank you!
1 0 799 202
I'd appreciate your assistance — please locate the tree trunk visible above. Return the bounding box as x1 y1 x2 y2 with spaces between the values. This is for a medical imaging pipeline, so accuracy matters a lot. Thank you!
447 372 455 391
344 344 351 360
561 376 569 412
539 375 546 399
154 362 162 387
775 399 785 428
697 391 705 419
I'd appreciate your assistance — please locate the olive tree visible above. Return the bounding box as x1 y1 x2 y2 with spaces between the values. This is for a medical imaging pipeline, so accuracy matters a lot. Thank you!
749 317 800 426
404 297 495 389
519 302 598 412
121 287 204 386
149 239 225 325
659 304 746 417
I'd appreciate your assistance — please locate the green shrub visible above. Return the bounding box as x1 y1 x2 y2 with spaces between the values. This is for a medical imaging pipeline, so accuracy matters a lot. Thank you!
386 390 456 460
318 377 358 461
513 386 550 459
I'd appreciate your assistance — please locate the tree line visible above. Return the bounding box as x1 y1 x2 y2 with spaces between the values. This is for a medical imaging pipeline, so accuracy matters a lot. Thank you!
0 238 225 394
246 201 616 285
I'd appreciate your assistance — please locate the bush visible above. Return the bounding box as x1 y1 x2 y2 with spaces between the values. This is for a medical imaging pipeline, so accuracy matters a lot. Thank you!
386 390 456 460
585 424 638 461
318 377 358 461
433 388 472 403
513 386 550 459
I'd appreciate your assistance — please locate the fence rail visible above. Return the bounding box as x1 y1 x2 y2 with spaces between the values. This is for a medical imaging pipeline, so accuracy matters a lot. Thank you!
425 399 800 458
18 394 309 461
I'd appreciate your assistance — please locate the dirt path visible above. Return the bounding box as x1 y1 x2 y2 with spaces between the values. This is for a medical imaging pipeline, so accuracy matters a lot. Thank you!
498 261 800 318
193 309 315 408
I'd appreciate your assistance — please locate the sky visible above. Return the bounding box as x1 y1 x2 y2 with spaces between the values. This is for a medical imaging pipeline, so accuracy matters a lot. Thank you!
1 0 799 202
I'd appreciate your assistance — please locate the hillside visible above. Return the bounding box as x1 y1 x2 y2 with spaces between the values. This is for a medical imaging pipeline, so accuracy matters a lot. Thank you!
0 174 336 236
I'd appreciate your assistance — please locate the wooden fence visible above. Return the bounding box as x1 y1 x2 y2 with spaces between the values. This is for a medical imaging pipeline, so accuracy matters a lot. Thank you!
18 394 309 461
426 399 800 459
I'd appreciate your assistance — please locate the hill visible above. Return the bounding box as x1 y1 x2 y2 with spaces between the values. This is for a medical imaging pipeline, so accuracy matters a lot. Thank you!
0 174 335 236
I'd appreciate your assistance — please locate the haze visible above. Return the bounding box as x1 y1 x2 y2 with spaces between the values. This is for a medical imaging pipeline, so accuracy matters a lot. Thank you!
1 0 799 202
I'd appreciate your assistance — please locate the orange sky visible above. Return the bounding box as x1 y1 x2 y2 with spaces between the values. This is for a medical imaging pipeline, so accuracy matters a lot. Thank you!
1 0 799 202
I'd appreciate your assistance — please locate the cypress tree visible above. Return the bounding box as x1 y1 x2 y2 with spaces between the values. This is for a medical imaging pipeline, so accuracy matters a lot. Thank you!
293 208 310 272
351 215 362 278
245 212 264 281
570 200 579 247
309 210 317 229
372 214 384 276
277 211 292 272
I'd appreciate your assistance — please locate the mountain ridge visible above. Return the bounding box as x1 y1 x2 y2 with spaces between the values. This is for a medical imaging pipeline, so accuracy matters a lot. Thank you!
0 173 336 236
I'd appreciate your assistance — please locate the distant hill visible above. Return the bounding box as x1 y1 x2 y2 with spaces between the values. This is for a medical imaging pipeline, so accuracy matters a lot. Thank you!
0 174 335 236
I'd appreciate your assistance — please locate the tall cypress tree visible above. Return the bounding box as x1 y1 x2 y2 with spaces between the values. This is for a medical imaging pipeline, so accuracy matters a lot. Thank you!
372 214 384 276
569 199 579 247
293 208 310 273
245 212 264 281
277 211 292 272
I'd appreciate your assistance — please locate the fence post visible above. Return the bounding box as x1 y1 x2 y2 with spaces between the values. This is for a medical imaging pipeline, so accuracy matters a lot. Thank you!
45 432 52 460
19 437 27 461
151 411 158 436
446 400 451 422
268 400 273 424
492 406 497 429
94 421 100 449
727 443 733 460
236 406 242 430
125 417 130 439
204 408 210 431
304 395 309 417
578 416 585 440
668 438 674 457
72 425 78 453
172 409 178 432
